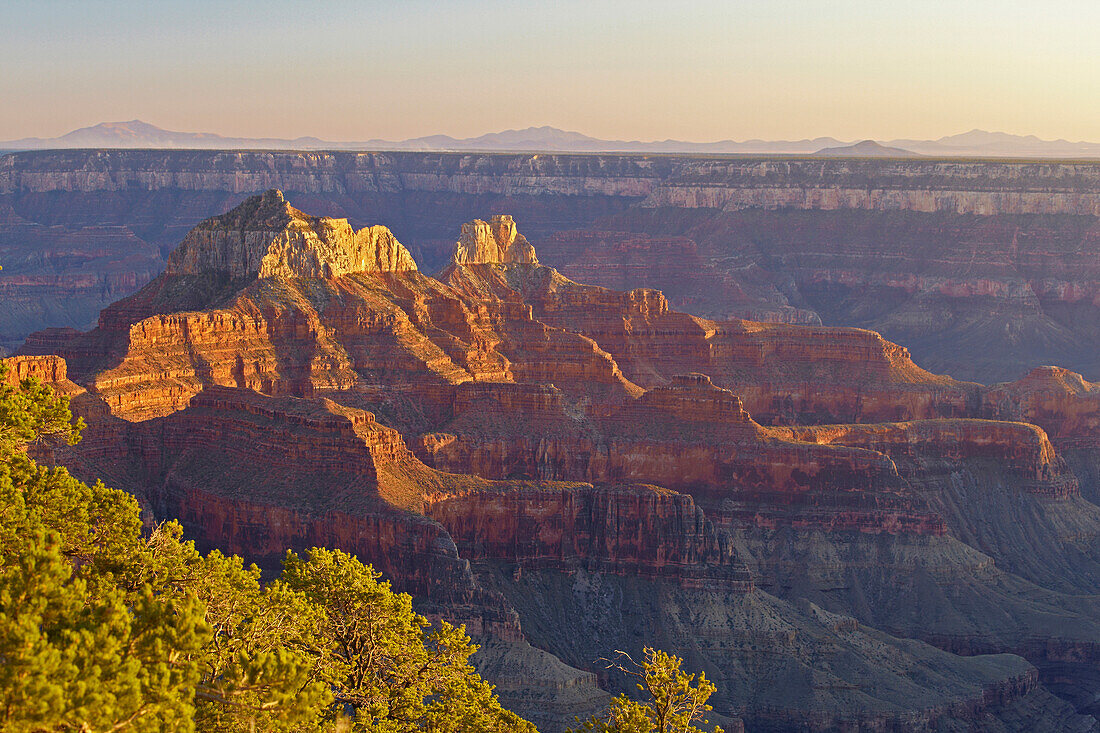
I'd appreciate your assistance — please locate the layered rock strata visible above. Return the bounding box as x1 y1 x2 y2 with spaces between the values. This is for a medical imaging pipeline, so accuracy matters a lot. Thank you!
46 380 749 597
422 375 947 536
9 151 1100 215
10 150 1100 384
564 208 1100 382
777 419 1075 498
2 353 82 395
424 483 751 591
983 366 1100 448
10 149 1100 382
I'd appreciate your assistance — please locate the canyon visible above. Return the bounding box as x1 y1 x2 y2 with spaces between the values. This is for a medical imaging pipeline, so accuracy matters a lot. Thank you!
10 189 1100 729
5 150 1100 385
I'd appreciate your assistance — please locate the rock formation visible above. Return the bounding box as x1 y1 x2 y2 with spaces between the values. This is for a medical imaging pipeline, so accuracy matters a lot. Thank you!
983 366 1100 447
10 150 1100 216
166 188 416 279
979 366 1100 513
548 209 1100 383
1 353 81 394
421 374 947 536
450 215 538 265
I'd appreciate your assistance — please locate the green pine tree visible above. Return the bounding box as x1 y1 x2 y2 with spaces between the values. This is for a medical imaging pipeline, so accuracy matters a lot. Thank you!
0 362 540 731
570 647 723 733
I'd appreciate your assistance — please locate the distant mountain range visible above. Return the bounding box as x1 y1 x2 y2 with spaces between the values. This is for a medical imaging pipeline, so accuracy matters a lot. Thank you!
4 120 1100 158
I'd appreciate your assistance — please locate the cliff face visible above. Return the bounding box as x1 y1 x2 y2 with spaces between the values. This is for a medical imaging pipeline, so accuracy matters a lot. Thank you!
8 151 1100 213
502 266 980 422
2 353 82 394
979 366 1100 511
47 378 749 600
983 366 1100 447
421 374 947 536
424 484 752 591
776 419 1070 496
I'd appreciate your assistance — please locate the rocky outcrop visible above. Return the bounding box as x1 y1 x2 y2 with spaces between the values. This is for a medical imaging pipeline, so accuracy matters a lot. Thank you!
450 215 538 265
510 269 981 423
2 354 82 395
470 639 617 733
422 376 947 536
979 366 1100 509
983 366 1100 447
777 418 1075 498
167 189 416 278
444 237 984 424
21 201 651 420
636 372 751 422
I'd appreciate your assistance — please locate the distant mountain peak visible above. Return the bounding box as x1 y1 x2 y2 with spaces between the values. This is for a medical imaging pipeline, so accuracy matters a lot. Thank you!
812 140 918 157
103 119 156 128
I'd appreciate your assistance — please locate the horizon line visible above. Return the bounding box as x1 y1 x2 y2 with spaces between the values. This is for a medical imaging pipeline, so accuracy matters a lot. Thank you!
3 119 1098 148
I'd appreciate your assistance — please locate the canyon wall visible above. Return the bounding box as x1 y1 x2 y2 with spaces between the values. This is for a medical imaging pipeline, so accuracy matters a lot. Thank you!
547 209 1100 382
8 151 1100 213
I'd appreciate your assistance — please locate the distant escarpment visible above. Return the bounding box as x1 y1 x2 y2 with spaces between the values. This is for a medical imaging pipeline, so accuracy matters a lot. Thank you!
9 150 1100 215
15 194 1100 729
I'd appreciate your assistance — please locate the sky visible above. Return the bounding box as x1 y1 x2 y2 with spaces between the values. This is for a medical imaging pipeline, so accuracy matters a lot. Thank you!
3 0 1100 143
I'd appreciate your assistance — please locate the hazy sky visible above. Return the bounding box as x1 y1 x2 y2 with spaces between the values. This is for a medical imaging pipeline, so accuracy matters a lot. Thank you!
4 0 1100 142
